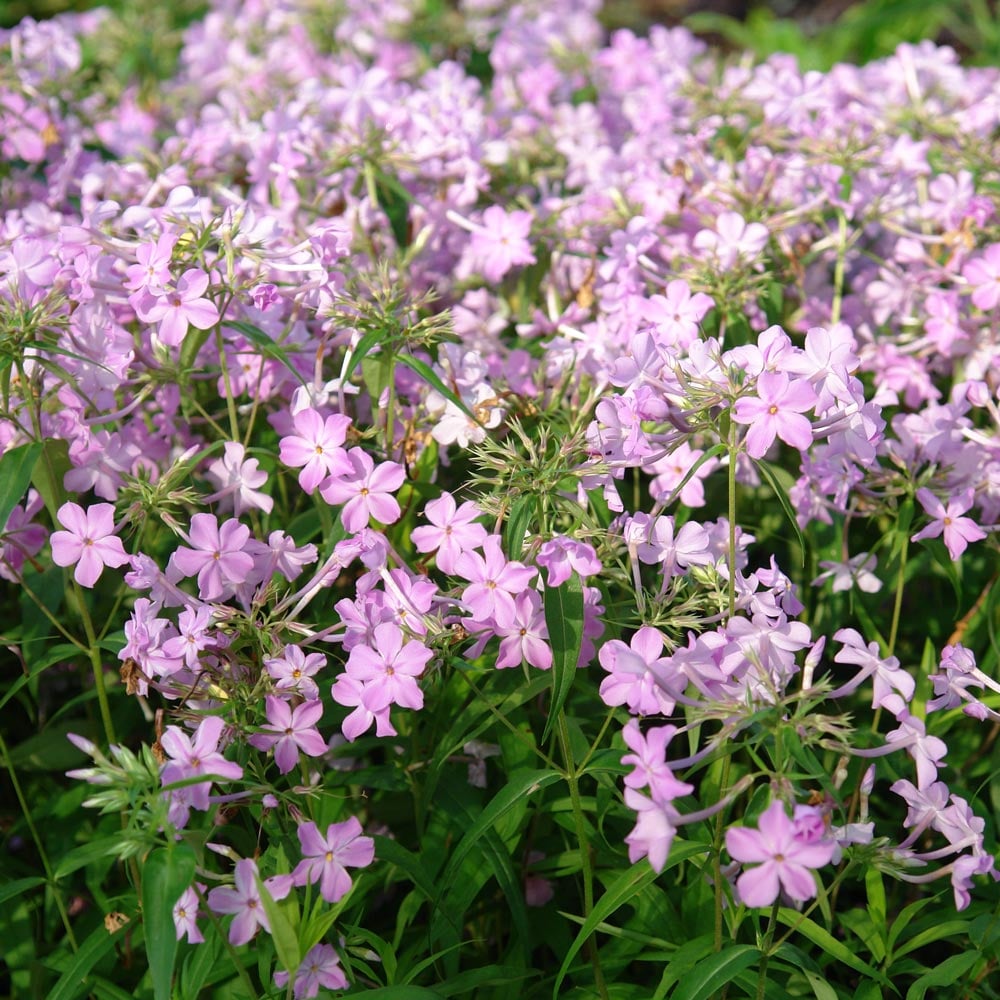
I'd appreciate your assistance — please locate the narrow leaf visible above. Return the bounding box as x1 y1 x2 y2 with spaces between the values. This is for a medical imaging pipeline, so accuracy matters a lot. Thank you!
0 440 42 530
754 458 806 565
255 870 301 977
395 354 476 419
47 918 128 1000
777 909 888 984
542 575 584 743
0 875 45 906
671 944 761 1000
142 844 196 1000
503 494 535 561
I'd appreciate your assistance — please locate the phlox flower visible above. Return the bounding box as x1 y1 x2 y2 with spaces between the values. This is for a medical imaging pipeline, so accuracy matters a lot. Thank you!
911 487 986 560
928 643 1000 721
320 447 405 532
455 535 536 622
733 371 817 459
726 799 835 907
692 211 769 269
962 243 1000 310
279 407 353 494
136 268 220 347
829 627 914 708
161 716 243 826
205 441 273 515
467 205 536 281
598 626 677 716
536 536 601 588
274 943 348 999
812 552 882 593
291 817 375 903
641 279 714 348
494 590 552 670
173 884 204 943
171 514 254 601
207 858 292 946
621 720 693 803
50 502 129 588
249 696 327 774
124 232 175 293
330 673 397 742
161 604 222 670
265 644 326 700
411 492 488 574
624 788 681 872
344 621 432 712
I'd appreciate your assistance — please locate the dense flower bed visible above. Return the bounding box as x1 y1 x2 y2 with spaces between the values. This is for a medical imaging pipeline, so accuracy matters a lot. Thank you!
1 2 999 997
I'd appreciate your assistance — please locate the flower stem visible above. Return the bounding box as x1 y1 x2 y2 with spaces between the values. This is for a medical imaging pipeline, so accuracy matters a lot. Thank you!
556 712 608 1000
755 899 781 1000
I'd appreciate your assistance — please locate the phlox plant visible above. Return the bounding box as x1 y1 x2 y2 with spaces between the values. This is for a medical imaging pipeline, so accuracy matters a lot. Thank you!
1 2 1000 999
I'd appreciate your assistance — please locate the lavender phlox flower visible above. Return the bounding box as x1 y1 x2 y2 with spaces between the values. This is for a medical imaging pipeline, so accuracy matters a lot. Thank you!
161 604 222 670
431 383 505 449
291 817 375 903
133 268 220 348
692 210 769 270
882 696 947 789
204 441 274 515
911 487 987 560
646 441 717 508
962 243 1000 310
279 406 353 494
536 536 602 588
927 643 1000 720
170 513 254 601
627 512 712 579
725 798 836 907
319 447 405 532
493 589 552 670
750 556 805 617
344 620 432 713
124 231 175 293
249 696 327 774
455 535 536 622
410 492 488 574
620 720 693 803
598 625 678 716
733 371 818 459
207 858 292 946
812 552 882 593
462 205 536 282
274 943 348 998
173 883 205 943
161 715 243 826
0 489 46 581
828 627 914 708
265 644 326 700
50 501 129 588
330 673 397 742
641 278 714 349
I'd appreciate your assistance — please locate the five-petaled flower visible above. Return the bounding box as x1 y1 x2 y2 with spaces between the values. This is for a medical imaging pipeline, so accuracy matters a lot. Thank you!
291 817 375 903
50 502 130 588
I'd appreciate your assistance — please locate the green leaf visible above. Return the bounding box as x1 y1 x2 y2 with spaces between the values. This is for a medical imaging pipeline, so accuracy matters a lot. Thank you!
255 868 300 978
671 944 761 1000
905 952 980 1000
341 326 390 385
31 437 71 523
542 575 585 743
892 919 971 961
141 844 196 1000
223 320 307 387
777 909 888 985
0 875 45 906
503 493 535 561
54 839 120 879
554 843 709 999
801 970 841 1000
395 353 476 419
47 918 128 1000
661 442 728 508
346 987 442 999
0 440 42 530
436 964 534 997
753 458 806 565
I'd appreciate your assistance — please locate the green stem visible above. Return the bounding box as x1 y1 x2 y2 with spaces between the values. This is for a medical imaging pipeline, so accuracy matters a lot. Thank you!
73 581 117 748
712 754 733 953
727 420 738 620
830 210 848 326
0 731 78 951
215 326 241 441
556 713 609 1000
755 900 781 1000
887 533 909 657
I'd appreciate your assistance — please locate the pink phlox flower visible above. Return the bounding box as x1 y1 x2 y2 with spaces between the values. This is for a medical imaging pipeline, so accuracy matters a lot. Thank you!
962 243 1000 310
829 627 915 708
207 858 292 946
249 696 327 774
891 779 951 844
911 487 987 560
928 643 1000 720
621 720 693 803
411 492 488 574
161 604 222 670
883 697 948 789
629 513 713 578
725 799 835 908
330 673 397 742
136 268 220 347
537 536 602 588
266 644 326 700
455 535 537 622
692 211 769 269
274 943 349 998
344 621 432 713
733 371 817 459
320 447 405 532
50 501 129 588
724 325 795 380
494 589 552 670
119 598 181 686
624 788 682 873
721 614 812 699
334 591 393 652
171 513 254 601
278 407 353 494
598 626 677 716
430 383 505 449
812 552 882 593
259 530 318 582
951 852 998 910
124 232 176 293
161 715 243 825
641 279 714 349
381 567 439 636
750 557 805 618
292 817 375 903
647 441 717 508
205 441 274 515
467 205 536 282
173 883 205 943
0 488 46 582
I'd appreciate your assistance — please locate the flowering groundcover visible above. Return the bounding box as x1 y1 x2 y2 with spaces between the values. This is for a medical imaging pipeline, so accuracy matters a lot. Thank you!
1 1 999 998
